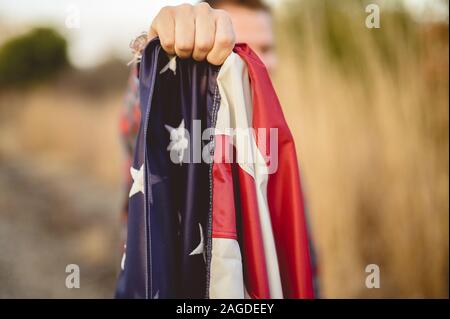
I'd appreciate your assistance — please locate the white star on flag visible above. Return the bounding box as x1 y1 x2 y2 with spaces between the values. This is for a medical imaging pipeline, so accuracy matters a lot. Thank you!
160 55 177 75
165 119 188 165
189 223 206 262
129 164 145 197
120 245 126 271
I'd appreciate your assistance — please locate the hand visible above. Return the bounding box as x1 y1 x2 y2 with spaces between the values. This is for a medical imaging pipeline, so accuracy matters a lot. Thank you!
148 3 235 65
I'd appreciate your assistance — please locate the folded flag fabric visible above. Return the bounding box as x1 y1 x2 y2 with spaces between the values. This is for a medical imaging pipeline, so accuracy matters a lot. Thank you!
115 38 314 299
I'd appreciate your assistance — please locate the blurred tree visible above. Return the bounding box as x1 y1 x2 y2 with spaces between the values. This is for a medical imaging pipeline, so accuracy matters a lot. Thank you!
0 27 69 88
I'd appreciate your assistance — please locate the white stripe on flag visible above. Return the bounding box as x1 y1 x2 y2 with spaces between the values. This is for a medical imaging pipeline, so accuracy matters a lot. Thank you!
213 53 283 299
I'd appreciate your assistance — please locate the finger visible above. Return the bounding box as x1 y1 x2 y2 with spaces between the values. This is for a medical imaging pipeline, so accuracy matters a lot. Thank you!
192 3 215 62
174 4 195 59
149 6 175 55
206 10 235 65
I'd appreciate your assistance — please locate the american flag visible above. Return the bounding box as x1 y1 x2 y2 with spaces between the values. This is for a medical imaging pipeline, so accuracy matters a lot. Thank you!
115 39 314 299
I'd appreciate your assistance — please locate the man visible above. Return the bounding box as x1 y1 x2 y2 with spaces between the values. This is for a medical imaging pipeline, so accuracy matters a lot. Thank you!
118 0 318 297
120 0 276 234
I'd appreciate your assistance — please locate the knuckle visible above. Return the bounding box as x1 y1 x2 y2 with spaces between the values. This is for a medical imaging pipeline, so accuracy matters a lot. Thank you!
192 52 206 62
216 34 235 49
195 2 211 13
161 38 175 50
176 3 194 14
214 9 231 20
176 40 194 52
159 6 174 16
176 49 191 59
195 40 213 52
206 55 221 66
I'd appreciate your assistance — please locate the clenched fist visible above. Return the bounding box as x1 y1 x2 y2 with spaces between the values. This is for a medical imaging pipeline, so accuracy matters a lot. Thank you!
148 3 236 65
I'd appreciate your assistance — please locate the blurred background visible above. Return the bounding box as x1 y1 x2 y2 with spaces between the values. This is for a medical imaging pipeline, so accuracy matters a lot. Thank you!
0 0 448 298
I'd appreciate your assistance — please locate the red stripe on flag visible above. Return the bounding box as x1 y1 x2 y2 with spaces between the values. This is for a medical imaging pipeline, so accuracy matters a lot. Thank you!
234 44 315 299
212 134 271 298
236 166 271 299
212 135 238 240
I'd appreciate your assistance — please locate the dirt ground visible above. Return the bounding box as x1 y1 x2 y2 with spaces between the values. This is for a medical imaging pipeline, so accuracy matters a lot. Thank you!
0 153 122 298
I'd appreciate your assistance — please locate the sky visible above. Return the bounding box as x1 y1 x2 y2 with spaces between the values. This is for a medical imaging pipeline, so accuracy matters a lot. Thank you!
0 0 199 68
0 0 447 68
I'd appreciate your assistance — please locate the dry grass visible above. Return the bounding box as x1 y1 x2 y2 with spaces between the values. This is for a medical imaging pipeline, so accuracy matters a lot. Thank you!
0 88 124 186
275 1 448 297
0 87 127 297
